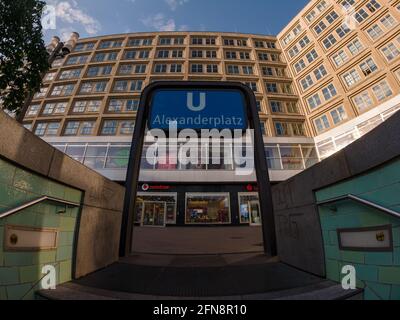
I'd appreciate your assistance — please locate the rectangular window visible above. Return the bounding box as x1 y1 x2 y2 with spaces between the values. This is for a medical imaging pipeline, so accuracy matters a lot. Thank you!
372 81 392 101
322 84 337 100
360 58 377 76
308 93 322 109
185 193 231 225
354 91 373 112
381 42 400 61
343 69 361 87
330 106 348 125
332 50 348 67
314 115 330 133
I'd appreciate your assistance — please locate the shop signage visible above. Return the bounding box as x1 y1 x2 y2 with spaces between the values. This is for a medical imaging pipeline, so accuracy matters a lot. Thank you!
149 89 248 130
141 184 171 191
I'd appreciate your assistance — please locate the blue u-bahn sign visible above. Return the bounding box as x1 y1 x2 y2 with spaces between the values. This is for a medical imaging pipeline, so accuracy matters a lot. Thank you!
149 89 248 130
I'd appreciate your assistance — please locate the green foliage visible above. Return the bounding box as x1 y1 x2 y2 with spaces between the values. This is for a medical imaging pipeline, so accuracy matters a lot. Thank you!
0 0 50 115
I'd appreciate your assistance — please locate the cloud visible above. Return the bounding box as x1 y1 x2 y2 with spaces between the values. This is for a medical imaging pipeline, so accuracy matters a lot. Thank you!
165 0 189 11
47 0 101 35
141 13 176 31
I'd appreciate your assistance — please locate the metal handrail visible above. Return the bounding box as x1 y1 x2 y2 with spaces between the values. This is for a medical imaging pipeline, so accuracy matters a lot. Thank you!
317 194 400 219
0 196 80 220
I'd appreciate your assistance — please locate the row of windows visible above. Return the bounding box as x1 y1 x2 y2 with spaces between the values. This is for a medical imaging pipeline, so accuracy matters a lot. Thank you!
32 119 135 137
27 118 306 138
58 48 282 68
74 36 278 53
36 78 296 99
28 97 301 119
27 99 140 117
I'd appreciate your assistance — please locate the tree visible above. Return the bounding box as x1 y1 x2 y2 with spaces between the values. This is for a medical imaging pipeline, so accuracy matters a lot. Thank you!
0 0 49 119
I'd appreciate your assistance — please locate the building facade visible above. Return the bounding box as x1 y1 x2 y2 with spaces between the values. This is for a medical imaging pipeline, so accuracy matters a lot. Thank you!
17 0 400 227
278 0 400 159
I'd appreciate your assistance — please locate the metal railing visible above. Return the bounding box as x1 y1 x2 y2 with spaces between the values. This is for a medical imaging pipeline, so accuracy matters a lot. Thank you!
0 196 81 220
317 194 400 219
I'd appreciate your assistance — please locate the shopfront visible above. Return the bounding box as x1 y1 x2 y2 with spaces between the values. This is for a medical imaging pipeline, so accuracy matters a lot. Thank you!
134 183 262 227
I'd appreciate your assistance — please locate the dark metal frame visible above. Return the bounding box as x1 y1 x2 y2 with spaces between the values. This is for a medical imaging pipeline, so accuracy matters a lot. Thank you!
337 225 393 252
119 81 277 256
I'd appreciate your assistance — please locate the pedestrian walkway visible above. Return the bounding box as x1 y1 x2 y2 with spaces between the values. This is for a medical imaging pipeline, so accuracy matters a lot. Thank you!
131 226 264 255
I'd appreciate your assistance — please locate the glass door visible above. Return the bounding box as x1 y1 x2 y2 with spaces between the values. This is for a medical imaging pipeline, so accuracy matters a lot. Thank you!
238 193 261 226
142 201 166 227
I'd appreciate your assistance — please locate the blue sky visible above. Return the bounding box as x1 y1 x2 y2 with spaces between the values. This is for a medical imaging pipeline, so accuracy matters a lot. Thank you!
43 0 309 43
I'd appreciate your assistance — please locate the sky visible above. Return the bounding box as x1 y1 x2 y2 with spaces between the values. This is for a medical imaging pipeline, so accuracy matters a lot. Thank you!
42 0 310 43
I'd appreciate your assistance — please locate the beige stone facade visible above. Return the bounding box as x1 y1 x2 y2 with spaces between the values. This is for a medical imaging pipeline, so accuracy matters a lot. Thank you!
23 32 308 139
278 0 400 137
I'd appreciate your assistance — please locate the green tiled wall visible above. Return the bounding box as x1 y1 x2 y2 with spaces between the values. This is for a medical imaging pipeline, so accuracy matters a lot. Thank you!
0 158 82 300
316 158 400 300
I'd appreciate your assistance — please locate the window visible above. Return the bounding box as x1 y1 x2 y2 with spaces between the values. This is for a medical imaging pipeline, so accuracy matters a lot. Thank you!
360 58 377 76
72 100 101 113
59 69 82 80
354 91 373 112
381 42 400 61
79 81 107 94
113 80 143 92
366 0 381 12
207 51 217 58
262 67 273 76
322 84 337 100
258 53 269 61
308 93 322 109
306 49 318 63
34 87 48 99
93 52 118 62
64 121 95 136
367 24 383 40
44 72 56 82
43 102 67 115
315 21 327 34
270 101 283 113
157 50 169 58
170 64 183 73
135 64 146 74
154 64 167 73
35 122 60 136
336 23 351 38
380 14 396 29
206 64 218 73
239 52 250 60
323 34 337 49
138 50 150 59
66 55 88 65
227 65 240 74
265 83 278 93
185 193 231 225
314 65 327 80
191 64 203 73
192 38 203 45
101 120 135 135
87 65 113 77
326 11 339 24
74 42 95 52
347 38 363 55
301 75 314 90
314 115 330 133
343 69 361 87
51 84 75 96
124 50 137 60
242 66 253 75
27 105 40 116
244 82 258 92
330 106 347 125
191 50 203 58
287 101 299 113
354 9 369 24
372 81 392 101
294 59 306 73
332 50 348 67
172 50 183 58
159 38 172 45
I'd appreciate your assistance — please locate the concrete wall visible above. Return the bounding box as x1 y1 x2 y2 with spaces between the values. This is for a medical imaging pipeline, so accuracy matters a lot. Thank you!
271 110 400 276
316 159 400 300
0 111 125 283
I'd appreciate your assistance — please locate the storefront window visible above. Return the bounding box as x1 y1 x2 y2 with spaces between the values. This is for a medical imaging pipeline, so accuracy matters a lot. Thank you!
238 193 261 225
186 193 231 224
135 193 177 225
279 145 304 170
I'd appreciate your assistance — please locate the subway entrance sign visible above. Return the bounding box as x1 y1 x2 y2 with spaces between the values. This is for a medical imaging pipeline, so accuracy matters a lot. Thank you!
149 89 248 130
120 81 277 258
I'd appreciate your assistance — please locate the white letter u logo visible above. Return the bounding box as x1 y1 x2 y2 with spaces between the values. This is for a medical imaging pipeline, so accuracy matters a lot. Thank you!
187 92 206 112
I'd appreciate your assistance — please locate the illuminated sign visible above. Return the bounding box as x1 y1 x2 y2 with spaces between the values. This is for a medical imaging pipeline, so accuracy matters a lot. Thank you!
149 89 248 130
